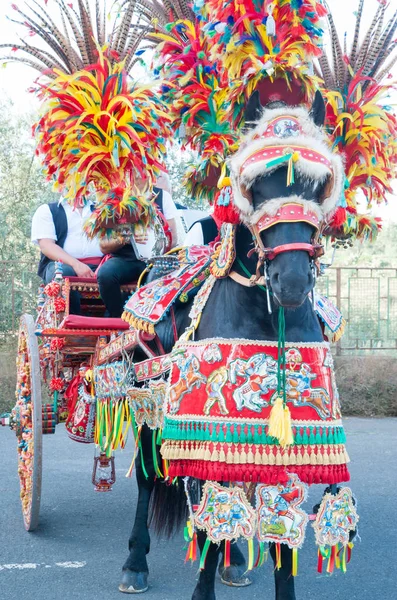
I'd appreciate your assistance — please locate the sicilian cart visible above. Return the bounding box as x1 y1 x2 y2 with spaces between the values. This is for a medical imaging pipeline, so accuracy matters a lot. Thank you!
2 1 397 598
11 247 177 531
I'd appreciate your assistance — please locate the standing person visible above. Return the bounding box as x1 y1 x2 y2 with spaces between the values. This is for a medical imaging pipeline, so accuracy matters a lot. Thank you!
96 185 179 318
31 198 103 314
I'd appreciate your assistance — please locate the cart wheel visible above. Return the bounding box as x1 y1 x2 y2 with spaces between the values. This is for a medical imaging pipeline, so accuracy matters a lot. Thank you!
14 314 43 531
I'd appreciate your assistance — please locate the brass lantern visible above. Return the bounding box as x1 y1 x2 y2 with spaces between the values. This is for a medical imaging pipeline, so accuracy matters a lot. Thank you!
92 452 116 492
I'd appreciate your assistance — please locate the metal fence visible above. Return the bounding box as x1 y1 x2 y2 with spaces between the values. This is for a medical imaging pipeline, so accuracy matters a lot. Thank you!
0 261 396 354
316 267 397 354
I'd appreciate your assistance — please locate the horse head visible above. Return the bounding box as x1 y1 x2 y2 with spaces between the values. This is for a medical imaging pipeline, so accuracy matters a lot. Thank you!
229 91 344 308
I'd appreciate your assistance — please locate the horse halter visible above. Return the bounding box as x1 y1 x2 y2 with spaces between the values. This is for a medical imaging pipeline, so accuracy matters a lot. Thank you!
245 202 325 311
249 202 324 263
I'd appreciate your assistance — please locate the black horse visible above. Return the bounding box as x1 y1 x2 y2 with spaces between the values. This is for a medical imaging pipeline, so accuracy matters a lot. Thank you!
120 92 339 600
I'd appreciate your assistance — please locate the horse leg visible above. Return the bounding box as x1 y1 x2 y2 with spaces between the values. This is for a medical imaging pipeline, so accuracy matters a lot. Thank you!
218 541 252 587
119 426 155 594
269 543 296 600
192 531 221 600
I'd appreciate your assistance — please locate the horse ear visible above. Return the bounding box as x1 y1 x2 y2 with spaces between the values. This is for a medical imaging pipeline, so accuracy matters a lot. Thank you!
310 90 326 127
244 90 262 129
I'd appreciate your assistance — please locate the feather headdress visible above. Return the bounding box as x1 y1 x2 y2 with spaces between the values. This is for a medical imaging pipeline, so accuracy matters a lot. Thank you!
154 0 396 239
154 1 326 205
2 0 178 236
317 0 397 240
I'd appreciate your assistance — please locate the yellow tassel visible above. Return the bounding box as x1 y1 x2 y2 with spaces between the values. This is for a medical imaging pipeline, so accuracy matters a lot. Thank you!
268 397 294 448
211 448 219 462
292 548 298 576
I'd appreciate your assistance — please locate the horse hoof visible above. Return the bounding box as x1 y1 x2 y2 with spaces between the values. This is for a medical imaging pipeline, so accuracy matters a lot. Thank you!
119 570 149 594
218 565 252 587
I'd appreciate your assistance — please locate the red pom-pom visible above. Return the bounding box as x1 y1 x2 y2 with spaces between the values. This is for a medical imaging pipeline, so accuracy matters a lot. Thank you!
54 297 66 313
213 203 241 225
329 207 346 230
50 377 64 392
213 189 241 225
44 282 61 297
50 338 65 351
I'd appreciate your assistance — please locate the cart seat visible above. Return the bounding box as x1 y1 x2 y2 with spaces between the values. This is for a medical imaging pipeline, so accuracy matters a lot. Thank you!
60 315 130 331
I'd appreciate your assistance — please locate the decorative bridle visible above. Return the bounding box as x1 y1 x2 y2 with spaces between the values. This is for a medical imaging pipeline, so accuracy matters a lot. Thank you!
225 108 344 311
229 202 325 312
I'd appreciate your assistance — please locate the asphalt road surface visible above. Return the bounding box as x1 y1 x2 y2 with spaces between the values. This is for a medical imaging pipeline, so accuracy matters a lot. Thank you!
1 418 396 600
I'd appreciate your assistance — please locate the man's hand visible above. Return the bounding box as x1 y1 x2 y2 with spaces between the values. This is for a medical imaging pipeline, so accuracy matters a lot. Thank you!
72 260 96 278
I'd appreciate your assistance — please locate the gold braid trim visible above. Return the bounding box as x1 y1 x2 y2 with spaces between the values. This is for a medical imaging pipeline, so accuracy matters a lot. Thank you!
121 311 155 334
161 441 350 466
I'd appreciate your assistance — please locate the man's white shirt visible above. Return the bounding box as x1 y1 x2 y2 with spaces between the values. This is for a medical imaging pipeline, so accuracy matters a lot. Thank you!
32 191 179 260
31 199 103 259
183 221 205 246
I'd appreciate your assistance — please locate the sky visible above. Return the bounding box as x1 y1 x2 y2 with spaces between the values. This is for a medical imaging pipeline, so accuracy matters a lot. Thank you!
0 0 396 221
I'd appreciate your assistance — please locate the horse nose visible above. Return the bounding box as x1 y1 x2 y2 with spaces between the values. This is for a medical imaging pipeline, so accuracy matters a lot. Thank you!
269 264 313 307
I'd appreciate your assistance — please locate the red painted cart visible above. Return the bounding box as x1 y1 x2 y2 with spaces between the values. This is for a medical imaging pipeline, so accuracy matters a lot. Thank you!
8 263 156 531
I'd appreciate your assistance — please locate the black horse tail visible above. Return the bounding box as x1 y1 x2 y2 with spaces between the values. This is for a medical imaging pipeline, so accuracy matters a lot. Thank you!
149 476 188 537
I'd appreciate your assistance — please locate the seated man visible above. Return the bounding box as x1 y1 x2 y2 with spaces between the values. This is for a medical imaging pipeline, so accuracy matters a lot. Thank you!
97 185 179 318
32 198 103 314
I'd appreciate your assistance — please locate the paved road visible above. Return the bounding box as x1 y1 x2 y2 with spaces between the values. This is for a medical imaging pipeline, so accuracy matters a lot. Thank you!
1 418 396 600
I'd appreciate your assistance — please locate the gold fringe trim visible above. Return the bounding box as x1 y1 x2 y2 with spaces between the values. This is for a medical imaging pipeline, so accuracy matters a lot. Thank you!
330 318 346 343
160 441 349 466
121 311 155 334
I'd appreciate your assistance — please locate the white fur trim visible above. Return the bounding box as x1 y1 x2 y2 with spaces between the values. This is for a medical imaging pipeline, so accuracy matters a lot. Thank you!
241 157 331 189
322 152 344 219
229 105 345 218
240 197 324 226
230 170 254 215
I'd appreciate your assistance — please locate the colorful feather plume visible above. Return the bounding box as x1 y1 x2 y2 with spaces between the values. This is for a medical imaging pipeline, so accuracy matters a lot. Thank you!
196 0 326 103
3 1 178 236
318 0 397 240
34 46 172 236
154 1 326 197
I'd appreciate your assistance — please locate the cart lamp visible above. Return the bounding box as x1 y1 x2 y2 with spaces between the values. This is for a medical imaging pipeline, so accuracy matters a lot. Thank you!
92 452 116 492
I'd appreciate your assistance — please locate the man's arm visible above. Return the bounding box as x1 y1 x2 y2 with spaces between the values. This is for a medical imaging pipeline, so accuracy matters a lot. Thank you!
38 239 96 278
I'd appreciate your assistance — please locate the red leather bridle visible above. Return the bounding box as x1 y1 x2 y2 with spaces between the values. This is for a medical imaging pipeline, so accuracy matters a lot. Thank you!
247 202 325 288
250 202 324 258
255 241 324 261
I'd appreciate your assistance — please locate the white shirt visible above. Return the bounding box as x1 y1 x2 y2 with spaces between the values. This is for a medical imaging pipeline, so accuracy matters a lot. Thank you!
31 200 103 259
183 222 205 246
178 209 208 233
135 190 179 258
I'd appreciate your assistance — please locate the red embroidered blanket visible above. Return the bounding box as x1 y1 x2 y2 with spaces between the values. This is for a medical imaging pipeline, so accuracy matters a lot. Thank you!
122 249 211 333
161 339 349 486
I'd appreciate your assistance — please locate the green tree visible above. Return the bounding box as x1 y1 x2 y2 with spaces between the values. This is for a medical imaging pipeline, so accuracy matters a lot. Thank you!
0 99 57 341
165 146 209 210
330 222 397 268
0 99 57 263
